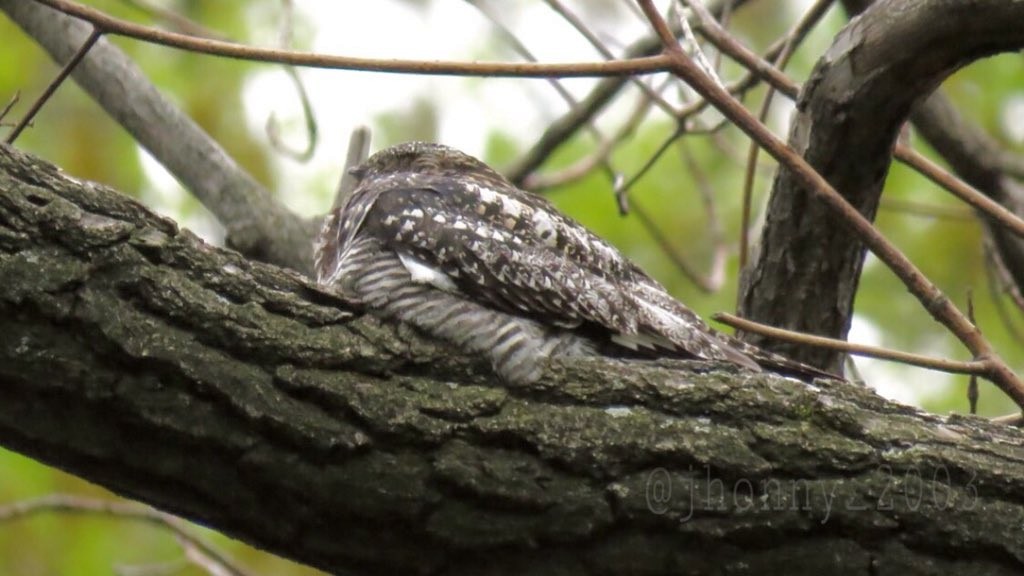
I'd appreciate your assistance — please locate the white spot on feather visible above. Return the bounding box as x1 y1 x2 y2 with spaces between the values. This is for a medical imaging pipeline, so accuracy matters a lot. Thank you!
398 252 457 292
477 186 498 203
499 195 524 217
533 213 558 247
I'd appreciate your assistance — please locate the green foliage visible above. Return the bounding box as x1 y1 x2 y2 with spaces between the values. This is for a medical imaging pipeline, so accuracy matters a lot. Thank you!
0 446 326 575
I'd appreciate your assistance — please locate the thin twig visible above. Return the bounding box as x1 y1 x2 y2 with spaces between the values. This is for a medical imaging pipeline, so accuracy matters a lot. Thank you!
523 93 654 191
673 1 724 90
506 0 774 185
879 197 975 221
466 0 620 180
614 125 684 212
0 494 253 576
543 0 677 116
6 27 101 144
266 0 317 161
991 412 1024 425
984 236 1024 342
632 201 717 293
0 91 19 125
665 0 1024 247
967 291 979 414
636 0 1024 408
714 313 987 376
470 0 587 106
121 0 225 39
677 142 726 292
895 146 1024 239
31 0 672 78
266 65 317 161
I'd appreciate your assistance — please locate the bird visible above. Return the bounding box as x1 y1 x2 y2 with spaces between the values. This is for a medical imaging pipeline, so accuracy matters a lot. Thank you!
314 141 831 385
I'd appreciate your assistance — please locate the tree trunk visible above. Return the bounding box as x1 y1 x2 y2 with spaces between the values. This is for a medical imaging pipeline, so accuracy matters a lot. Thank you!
737 0 1024 373
2 143 1023 575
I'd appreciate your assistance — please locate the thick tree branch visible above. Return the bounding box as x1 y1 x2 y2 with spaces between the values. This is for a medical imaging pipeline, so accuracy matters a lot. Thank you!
3 143 1024 574
739 0 1024 373
843 0 1024 316
1 0 316 272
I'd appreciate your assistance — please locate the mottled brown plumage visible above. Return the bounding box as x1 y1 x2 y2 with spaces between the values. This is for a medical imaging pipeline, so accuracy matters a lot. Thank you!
315 142 831 384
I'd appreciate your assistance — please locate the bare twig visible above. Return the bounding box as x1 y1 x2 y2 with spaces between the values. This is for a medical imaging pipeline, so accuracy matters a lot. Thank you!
637 0 1024 408
266 65 318 161
614 125 684 212
992 412 1024 425
984 237 1024 341
264 0 317 162
678 143 727 292
522 93 654 191
3 0 316 271
672 1 724 90
0 494 253 576
29 0 671 78
543 0 677 116
967 292 979 414
665 0 1024 249
714 313 986 376
466 0 622 184
5 27 101 144
879 198 974 221
895 146 1024 239
121 0 226 39
0 91 19 125
506 1 761 184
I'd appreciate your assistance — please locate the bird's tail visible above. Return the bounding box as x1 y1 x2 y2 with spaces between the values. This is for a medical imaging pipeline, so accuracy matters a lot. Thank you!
722 334 841 382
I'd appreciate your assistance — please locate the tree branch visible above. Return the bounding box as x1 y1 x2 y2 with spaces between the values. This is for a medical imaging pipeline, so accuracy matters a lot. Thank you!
738 0 1024 373
1 0 316 272
3 142 1024 574
22 0 673 78
911 92 1024 299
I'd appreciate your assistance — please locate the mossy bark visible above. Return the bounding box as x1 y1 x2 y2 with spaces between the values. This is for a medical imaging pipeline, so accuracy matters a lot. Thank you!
2 143 1023 575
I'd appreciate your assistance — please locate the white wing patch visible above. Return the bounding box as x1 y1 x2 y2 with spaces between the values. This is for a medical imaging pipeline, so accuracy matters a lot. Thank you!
636 297 691 329
398 251 458 292
611 332 667 351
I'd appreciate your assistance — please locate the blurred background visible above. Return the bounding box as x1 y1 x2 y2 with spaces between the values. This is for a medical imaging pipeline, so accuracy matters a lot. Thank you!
1 1 1022 573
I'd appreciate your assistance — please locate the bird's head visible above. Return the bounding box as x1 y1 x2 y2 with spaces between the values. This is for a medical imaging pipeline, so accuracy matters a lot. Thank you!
349 141 507 188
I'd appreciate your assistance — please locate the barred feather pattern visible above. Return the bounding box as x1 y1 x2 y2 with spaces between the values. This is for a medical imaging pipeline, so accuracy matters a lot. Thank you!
314 142 833 384
324 235 598 384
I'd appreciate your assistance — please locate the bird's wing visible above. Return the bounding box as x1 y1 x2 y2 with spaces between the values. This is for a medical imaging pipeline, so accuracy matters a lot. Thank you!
360 183 639 334
321 163 765 371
